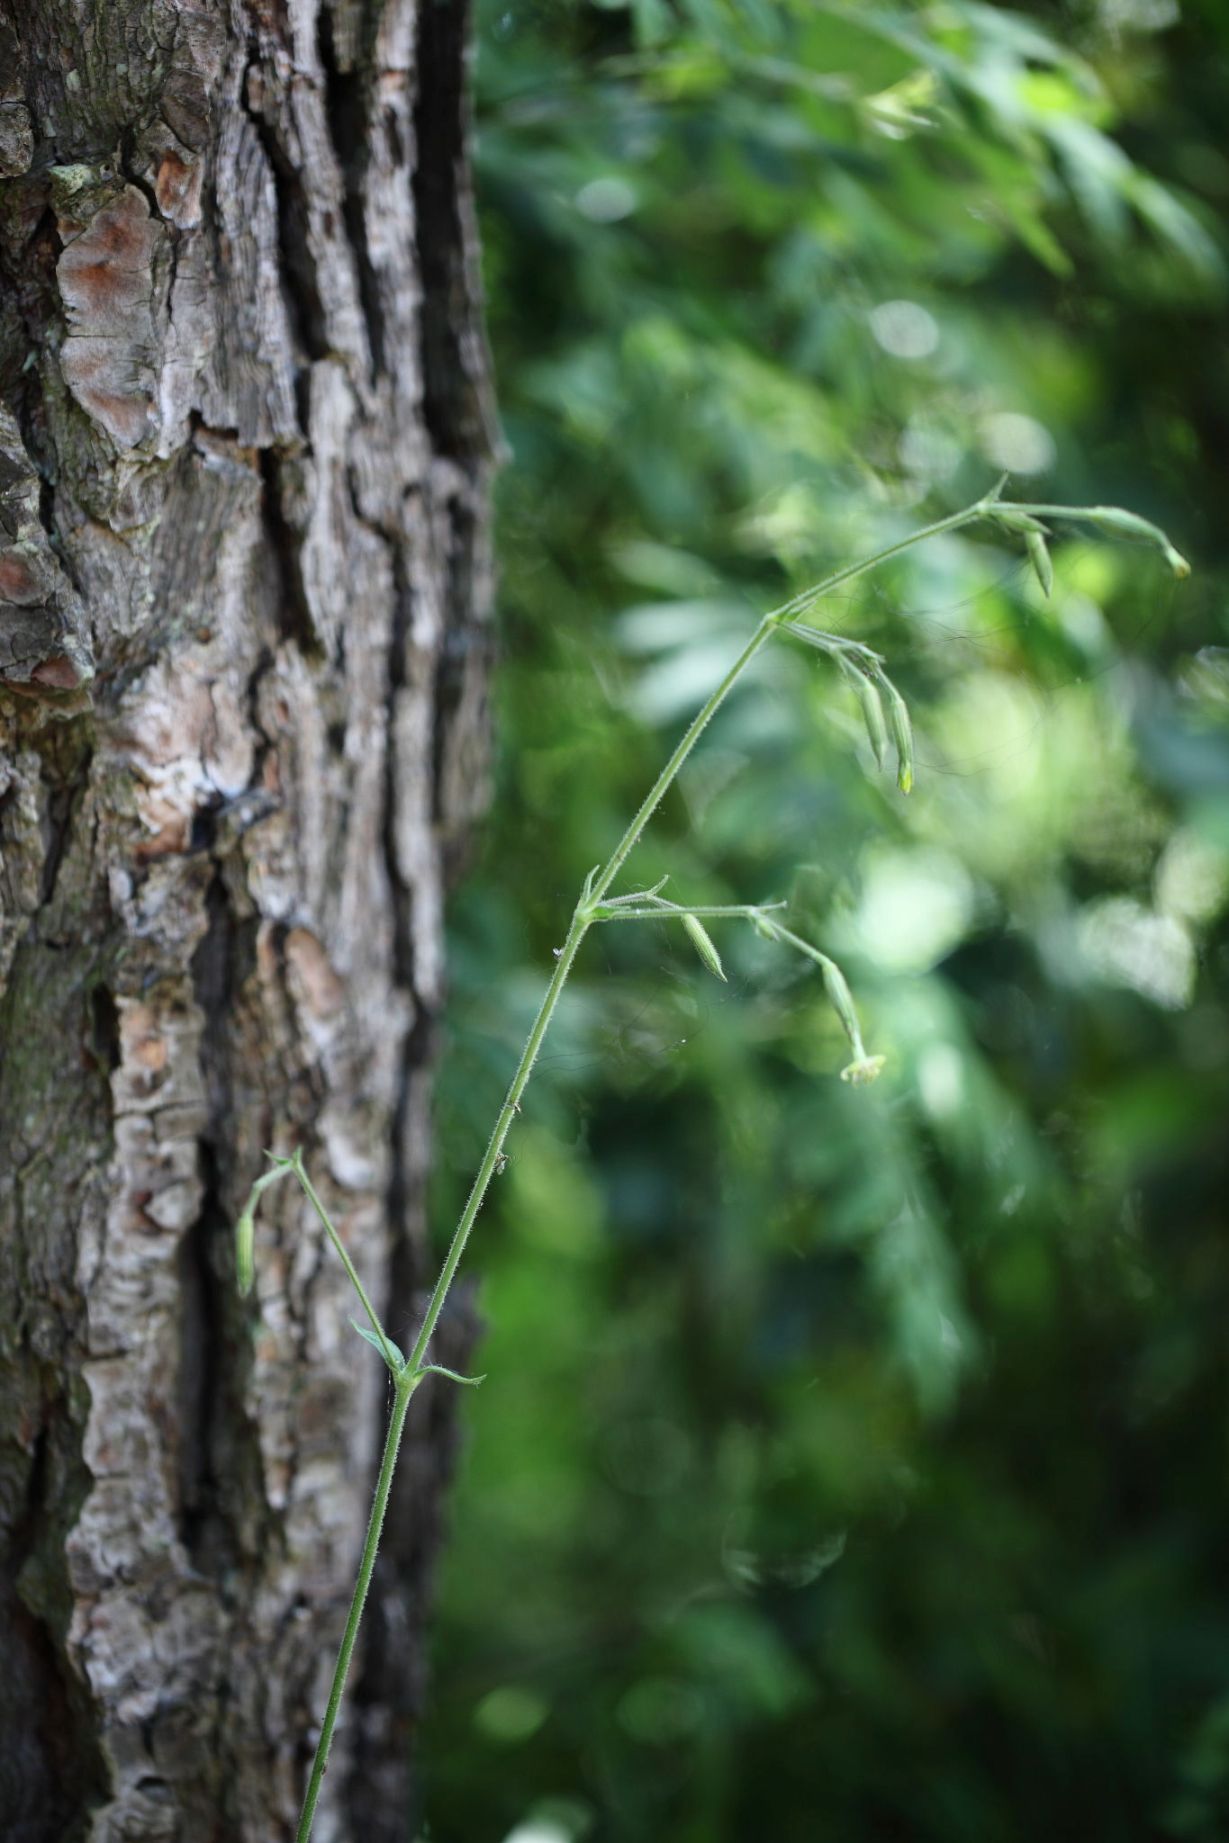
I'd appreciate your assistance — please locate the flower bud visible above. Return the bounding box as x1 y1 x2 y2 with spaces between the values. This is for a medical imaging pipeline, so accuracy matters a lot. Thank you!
1025 528 1054 598
682 912 726 981
235 1208 255 1297
878 673 914 794
820 955 862 1050
990 509 1049 536
821 960 887 1083
842 660 889 769
1085 507 1190 578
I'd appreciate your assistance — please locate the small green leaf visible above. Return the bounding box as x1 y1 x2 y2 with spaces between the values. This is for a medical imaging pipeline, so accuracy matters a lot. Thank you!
350 1319 405 1370
415 1363 487 1387
681 911 727 981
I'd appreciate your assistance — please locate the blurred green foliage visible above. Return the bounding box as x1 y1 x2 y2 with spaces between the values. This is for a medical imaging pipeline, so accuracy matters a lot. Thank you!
420 3 1229 1839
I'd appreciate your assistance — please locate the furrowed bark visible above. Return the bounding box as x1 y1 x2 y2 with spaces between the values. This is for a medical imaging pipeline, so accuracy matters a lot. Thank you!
0 3 494 1838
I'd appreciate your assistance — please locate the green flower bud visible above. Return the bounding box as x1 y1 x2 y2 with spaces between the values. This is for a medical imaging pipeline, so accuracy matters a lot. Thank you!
878 673 914 794
1025 528 1054 598
1085 507 1190 578
681 912 726 981
841 660 889 769
235 1208 255 1297
819 955 862 1051
991 508 1050 536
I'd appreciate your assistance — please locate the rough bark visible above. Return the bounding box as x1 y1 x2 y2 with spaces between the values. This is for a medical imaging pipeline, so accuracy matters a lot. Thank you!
0 2 494 1838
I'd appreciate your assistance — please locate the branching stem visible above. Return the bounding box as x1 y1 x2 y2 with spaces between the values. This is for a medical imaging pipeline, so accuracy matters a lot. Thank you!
236 481 1185 1840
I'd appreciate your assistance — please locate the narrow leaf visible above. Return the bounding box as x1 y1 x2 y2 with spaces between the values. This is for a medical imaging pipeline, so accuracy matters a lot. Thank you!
350 1319 405 1370
415 1364 487 1387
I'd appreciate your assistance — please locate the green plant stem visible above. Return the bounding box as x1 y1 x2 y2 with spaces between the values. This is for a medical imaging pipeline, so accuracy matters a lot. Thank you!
767 499 991 628
407 491 1000 1379
997 502 1132 517
589 616 780 905
597 901 783 922
588 496 993 914
766 920 839 967
290 482 1027 1840
295 1372 415 1843
405 895 593 1377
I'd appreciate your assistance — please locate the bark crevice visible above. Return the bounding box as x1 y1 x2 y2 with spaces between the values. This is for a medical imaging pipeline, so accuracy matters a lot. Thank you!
240 49 330 371
317 9 386 382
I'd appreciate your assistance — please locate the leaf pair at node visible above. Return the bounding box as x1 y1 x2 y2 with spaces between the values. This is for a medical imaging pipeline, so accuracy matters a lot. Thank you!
350 1322 485 1390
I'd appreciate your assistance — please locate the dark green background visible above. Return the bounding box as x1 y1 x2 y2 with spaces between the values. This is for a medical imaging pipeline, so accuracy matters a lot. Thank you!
421 3 1229 1838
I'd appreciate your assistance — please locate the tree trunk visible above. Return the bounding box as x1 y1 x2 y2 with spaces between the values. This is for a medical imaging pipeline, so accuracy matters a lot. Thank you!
0 3 494 1838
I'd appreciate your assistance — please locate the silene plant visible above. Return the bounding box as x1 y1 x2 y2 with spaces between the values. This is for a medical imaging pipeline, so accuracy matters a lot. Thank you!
236 480 1190 1842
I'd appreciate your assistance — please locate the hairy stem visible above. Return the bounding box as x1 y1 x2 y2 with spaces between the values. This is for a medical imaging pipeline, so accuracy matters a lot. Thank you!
767 499 991 628
295 1373 415 1843
596 901 784 922
406 896 592 1376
